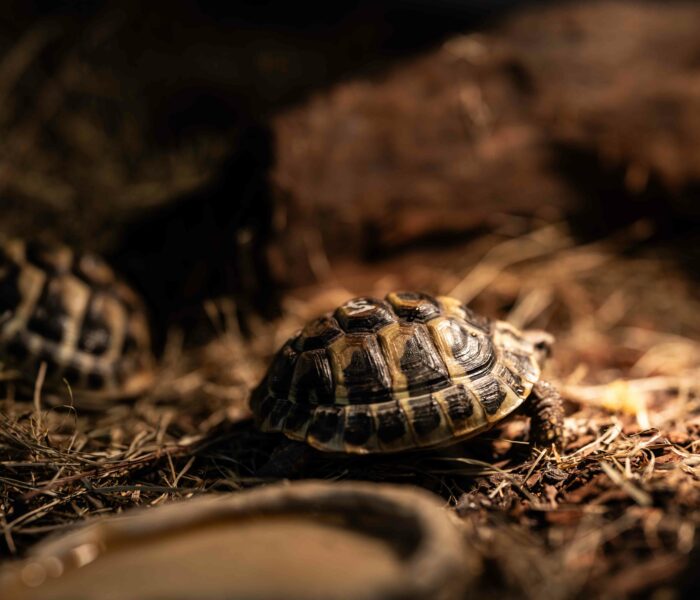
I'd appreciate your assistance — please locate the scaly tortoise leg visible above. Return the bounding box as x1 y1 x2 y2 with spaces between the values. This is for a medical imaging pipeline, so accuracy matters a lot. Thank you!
257 438 315 479
526 380 565 450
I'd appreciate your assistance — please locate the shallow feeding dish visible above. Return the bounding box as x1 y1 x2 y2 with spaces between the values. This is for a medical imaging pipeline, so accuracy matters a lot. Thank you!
0 481 474 600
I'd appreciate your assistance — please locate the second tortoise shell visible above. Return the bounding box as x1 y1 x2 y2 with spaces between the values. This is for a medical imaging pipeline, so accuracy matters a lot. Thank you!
0 238 154 398
251 291 543 453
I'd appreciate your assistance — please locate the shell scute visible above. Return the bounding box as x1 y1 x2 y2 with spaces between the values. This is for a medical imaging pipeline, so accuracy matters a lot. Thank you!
404 397 442 438
74 252 115 287
334 297 394 333
329 333 393 403
399 330 450 393
290 348 335 404
429 317 494 379
386 291 442 323
283 403 311 440
24 239 73 274
375 402 411 449
26 279 71 343
343 407 375 448
268 398 293 431
293 315 343 352
441 384 474 421
435 384 489 437
502 349 539 385
463 306 491 333
266 341 299 395
470 376 505 415
379 322 451 395
78 309 108 357
494 362 527 397
307 406 343 446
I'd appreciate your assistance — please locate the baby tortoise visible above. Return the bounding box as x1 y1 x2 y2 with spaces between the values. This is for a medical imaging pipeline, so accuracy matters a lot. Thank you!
0 237 154 399
252 291 564 456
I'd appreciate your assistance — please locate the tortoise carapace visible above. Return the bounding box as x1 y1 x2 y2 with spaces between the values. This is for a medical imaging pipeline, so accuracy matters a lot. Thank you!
0 237 154 398
251 291 564 453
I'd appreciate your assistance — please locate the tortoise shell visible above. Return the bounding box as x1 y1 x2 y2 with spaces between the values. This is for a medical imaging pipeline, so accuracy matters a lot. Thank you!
0 238 154 397
251 291 544 453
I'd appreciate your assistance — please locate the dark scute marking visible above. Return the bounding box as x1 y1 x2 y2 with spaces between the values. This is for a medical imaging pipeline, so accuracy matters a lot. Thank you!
387 291 442 323
293 316 343 351
498 364 526 396
472 377 504 415
78 302 111 356
342 340 392 404
399 326 450 394
442 385 474 423
24 240 50 263
37 349 60 378
255 396 276 424
0 263 22 315
334 297 394 333
308 408 341 443
122 334 138 356
284 403 311 433
406 398 441 437
344 409 374 446
5 336 28 362
505 350 538 383
462 305 491 333
268 399 292 429
87 371 106 390
291 349 334 404
266 341 299 395
27 283 69 343
375 404 408 443
62 365 82 385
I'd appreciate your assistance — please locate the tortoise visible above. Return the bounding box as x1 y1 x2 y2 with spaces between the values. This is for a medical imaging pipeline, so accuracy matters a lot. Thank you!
0 237 154 399
251 291 564 455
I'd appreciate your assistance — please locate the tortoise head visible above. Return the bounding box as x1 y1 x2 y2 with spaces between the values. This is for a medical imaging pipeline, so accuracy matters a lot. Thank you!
523 330 555 366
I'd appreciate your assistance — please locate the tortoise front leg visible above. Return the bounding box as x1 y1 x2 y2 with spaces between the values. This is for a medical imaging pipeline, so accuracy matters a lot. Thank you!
526 380 565 450
257 438 315 479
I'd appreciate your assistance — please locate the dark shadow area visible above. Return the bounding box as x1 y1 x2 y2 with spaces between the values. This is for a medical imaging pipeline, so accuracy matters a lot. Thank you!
0 0 555 340
553 143 700 278
108 120 278 347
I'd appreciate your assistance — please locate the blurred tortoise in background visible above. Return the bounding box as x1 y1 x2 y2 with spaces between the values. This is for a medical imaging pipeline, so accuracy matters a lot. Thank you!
252 292 564 455
0 238 154 399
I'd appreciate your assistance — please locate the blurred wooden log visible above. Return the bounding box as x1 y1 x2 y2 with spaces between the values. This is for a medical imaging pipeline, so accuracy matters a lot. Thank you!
272 35 575 278
501 1 700 214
